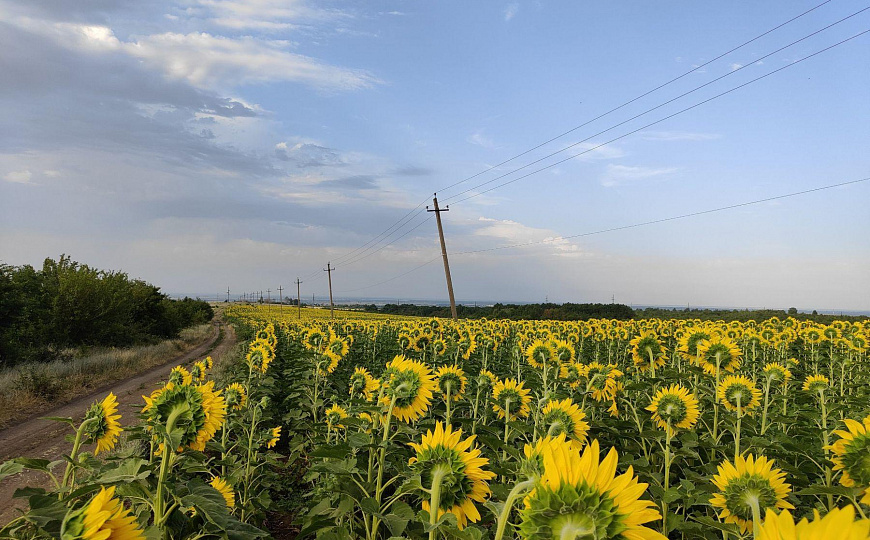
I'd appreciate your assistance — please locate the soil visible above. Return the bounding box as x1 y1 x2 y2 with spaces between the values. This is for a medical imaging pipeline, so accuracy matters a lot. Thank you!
0 318 236 524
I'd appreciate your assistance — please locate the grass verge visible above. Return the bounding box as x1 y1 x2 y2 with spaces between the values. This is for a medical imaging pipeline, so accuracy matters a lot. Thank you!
0 324 214 429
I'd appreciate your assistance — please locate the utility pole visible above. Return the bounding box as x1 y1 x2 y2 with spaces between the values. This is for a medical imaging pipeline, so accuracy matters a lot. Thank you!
295 278 303 319
227 286 230 303
324 262 335 320
427 194 458 320
267 289 271 315
277 285 283 314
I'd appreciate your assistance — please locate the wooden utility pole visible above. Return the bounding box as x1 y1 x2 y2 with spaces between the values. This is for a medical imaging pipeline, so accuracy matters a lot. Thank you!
295 278 303 318
277 285 283 314
267 288 271 315
324 263 335 320
226 287 230 303
427 194 458 320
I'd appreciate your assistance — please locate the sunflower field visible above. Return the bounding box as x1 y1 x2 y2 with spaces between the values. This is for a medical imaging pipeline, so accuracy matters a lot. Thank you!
2 305 869 540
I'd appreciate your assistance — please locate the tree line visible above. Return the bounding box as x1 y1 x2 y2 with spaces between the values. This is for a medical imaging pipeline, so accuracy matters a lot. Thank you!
0 255 213 366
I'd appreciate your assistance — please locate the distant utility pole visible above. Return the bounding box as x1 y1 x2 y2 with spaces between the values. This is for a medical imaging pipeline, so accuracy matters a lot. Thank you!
227 286 230 303
267 289 271 315
277 285 283 314
427 194 458 320
324 262 335 320
295 278 303 319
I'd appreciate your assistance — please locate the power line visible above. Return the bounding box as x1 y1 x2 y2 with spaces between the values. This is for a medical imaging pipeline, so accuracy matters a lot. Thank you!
330 196 430 265
336 212 434 269
443 11 870 203
435 0 836 197
449 28 870 204
335 176 869 292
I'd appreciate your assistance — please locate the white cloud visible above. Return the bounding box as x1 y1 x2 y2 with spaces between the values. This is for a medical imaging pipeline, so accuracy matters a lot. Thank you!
3 170 34 184
601 164 677 187
197 0 350 31
473 217 585 258
730 63 743 71
504 3 519 21
126 32 381 91
467 130 497 149
13 20 380 92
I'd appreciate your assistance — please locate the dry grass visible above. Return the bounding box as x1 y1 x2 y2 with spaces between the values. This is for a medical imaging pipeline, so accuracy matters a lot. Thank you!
0 324 213 428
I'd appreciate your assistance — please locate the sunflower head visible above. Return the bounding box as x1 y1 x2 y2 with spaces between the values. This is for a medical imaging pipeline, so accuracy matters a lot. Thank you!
223 383 247 410
717 375 762 413
267 426 281 448
540 398 589 444
169 366 192 386
325 404 348 428
61 486 145 540
190 360 208 382
436 365 467 401
646 384 700 435
409 422 496 530
210 477 235 509
476 369 498 393
142 381 225 452
349 367 380 400
802 374 830 394
525 340 558 369
83 393 123 456
762 363 792 385
432 338 448 356
629 331 667 372
492 378 532 421
697 337 742 374
381 355 436 423
827 415 870 504
758 506 870 540
552 340 575 363
519 439 666 540
710 454 794 534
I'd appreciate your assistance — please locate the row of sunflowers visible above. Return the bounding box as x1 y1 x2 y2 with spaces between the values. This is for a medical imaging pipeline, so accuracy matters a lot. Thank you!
219 305 870 539
2 304 869 540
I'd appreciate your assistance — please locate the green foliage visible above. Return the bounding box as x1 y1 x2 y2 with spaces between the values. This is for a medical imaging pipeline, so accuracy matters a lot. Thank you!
0 255 213 367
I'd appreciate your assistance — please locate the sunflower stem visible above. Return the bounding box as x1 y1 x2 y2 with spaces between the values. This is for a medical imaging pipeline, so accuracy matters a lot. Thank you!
59 417 96 499
734 396 742 462
427 465 449 540
746 493 762 540
493 479 536 540
370 394 397 540
662 425 673 535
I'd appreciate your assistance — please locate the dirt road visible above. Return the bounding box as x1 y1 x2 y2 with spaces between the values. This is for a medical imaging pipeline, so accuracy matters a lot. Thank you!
0 318 237 523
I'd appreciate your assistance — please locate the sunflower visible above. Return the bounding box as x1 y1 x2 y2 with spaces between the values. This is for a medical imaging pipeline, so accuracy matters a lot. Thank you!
678 329 712 361
581 362 623 403
246 342 273 374
409 422 496 530
697 337 742 374
168 366 192 386
552 340 576 364
325 404 348 429
802 374 829 394
525 340 558 369
710 454 794 534
540 398 589 444
436 365 467 401
629 331 667 373
210 477 235 509
413 333 432 352
519 438 665 540
492 379 532 421
646 384 700 435
522 433 582 479
477 369 498 393
380 355 436 423
83 393 123 455
432 338 448 356
62 485 145 540
223 383 247 410
559 362 584 389
325 333 350 360
317 351 341 376
142 381 226 452
190 360 208 382
762 363 792 385
717 375 762 413
826 415 870 505
204 356 213 369
267 426 281 448
349 367 380 400
758 506 870 540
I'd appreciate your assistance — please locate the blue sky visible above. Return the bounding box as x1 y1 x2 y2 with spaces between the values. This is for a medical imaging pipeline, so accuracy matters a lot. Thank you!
1 0 868 310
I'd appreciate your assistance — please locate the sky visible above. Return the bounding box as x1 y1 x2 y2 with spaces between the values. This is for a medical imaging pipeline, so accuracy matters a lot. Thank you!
1 0 869 311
